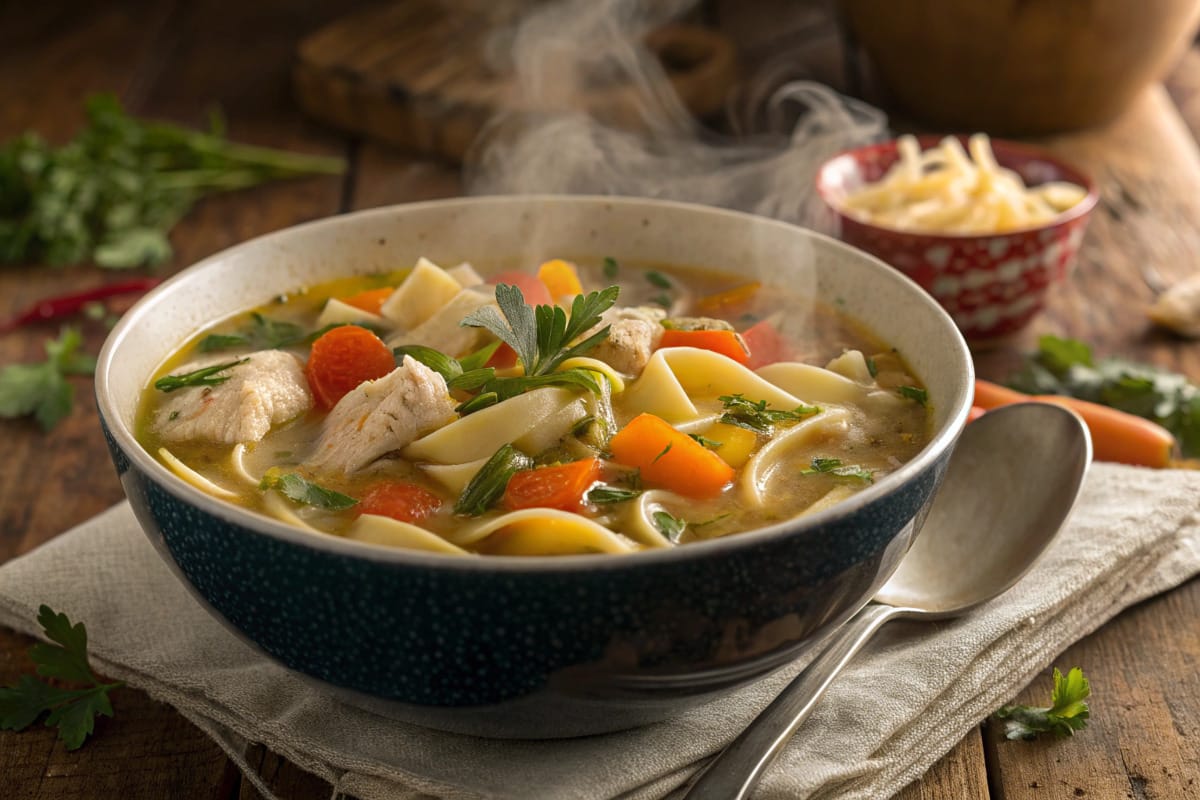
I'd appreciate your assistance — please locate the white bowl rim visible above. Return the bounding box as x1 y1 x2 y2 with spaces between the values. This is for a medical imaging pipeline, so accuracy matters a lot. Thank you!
96 194 974 573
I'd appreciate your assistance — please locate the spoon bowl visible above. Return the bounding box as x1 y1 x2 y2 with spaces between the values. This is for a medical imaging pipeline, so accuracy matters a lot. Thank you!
685 402 1092 799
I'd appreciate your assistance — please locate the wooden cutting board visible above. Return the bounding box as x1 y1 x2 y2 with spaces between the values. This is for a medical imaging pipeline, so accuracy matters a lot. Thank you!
292 2 738 163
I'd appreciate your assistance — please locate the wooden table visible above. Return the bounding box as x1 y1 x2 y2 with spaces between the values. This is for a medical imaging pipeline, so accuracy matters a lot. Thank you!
2 2 1198 798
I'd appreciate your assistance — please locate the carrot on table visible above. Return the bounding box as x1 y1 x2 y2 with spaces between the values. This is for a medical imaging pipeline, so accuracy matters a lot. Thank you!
340 287 394 315
967 405 988 423
608 413 736 498
503 458 603 511
306 325 396 409
359 481 443 522
973 379 1176 468
658 329 751 365
537 259 584 299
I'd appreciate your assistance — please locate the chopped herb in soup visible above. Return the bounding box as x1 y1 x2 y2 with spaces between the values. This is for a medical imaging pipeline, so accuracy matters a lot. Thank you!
136 257 931 556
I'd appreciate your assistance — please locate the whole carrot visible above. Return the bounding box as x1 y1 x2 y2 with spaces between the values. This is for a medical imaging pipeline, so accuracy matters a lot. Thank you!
973 379 1176 468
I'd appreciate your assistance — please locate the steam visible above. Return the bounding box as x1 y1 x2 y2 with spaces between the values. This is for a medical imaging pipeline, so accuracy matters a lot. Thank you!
464 0 887 231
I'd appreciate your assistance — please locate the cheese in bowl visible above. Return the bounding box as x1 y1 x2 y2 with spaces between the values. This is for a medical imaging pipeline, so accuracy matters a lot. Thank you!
136 257 931 557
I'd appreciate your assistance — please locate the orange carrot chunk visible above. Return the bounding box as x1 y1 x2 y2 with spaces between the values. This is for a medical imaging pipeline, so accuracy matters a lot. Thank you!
658 329 751 365
341 287 394 315
503 458 603 511
537 259 584 299
359 482 443 522
973 379 1175 468
608 413 736 498
741 320 793 369
306 326 396 410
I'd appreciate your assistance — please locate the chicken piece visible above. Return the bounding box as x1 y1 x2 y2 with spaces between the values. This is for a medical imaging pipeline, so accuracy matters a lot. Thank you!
155 350 311 445
388 287 495 358
307 356 458 475
588 306 666 377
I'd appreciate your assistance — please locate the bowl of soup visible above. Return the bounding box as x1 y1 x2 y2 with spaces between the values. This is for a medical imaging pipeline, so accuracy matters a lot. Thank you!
95 195 972 738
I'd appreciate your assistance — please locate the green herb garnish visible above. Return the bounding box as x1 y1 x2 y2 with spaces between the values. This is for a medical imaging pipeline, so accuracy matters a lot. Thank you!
650 293 672 308
0 327 96 430
198 313 362 353
154 357 248 393
801 456 874 483
1009 335 1200 458
652 510 687 543
0 605 124 750
689 434 724 449
994 667 1091 740
455 443 533 516
866 356 878 379
259 470 358 511
0 94 345 269
652 443 672 463
393 343 497 392
586 484 642 504
645 270 672 289
718 393 820 434
898 385 928 406
603 256 619 280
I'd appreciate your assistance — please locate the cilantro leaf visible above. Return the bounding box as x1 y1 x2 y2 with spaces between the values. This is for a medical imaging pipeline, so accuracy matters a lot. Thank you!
586 484 642 504
259 470 358 511
0 605 123 750
154 357 248 392
994 666 1091 740
0 327 95 431
652 510 687 543
801 456 874 483
718 393 820 434
897 385 928 406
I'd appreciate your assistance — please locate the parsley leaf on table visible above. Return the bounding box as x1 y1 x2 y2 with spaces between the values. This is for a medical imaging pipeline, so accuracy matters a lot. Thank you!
993 666 1091 740
0 93 345 269
0 327 96 430
0 605 123 750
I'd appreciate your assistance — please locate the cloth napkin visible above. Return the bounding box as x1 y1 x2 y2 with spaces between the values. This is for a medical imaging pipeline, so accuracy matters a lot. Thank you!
1 463 1198 800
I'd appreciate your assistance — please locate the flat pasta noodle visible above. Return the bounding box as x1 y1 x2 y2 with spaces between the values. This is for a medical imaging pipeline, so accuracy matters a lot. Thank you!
623 489 683 548
159 446 239 500
739 408 851 509
446 508 638 554
756 361 868 405
421 457 489 495
347 513 469 555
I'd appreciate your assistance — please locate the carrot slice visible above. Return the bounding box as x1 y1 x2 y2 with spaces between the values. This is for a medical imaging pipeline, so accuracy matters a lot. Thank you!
608 413 735 498
973 379 1176 468
359 482 443 522
306 326 396 410
489 270 553 307
503 458 603 511
537 259 584 299
341 287 394 315
659 329 751 365
741 321 793 369
486 342 519 369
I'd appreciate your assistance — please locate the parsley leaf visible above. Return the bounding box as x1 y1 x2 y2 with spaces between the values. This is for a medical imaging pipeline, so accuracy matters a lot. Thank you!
259 470 358 511
0 605 123 750
198 313 353 353
689 434 723 449
394 343 497 392
718 393 820 434
0 327 96 430
455 443 533 516
801 456 874 483
586 484 642 504
652 510 687 543
897 385 928 406
645 270 672 289
994 666 1091 740
154 357 248 392
603 256 619 280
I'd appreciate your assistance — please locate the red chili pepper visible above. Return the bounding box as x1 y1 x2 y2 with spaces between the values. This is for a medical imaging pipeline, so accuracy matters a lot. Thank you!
0 278 162 334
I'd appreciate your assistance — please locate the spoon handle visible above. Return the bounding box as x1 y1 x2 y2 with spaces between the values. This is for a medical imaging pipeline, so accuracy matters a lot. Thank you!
683 603 901 800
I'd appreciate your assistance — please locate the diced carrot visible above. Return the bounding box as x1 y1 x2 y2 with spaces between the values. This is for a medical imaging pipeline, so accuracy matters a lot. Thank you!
537 259 584 299
489 270 553 307
503 458 603 511
658 329 751 365
341 287 394 315
741 320 793 369
306 326 396 410
359 482 443 522
608 413 736 498
973 379 1176 468
486 342 519 369
695 282 761 315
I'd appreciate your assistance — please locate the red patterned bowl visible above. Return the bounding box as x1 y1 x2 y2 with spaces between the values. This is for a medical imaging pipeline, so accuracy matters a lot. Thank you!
815 136 1098 342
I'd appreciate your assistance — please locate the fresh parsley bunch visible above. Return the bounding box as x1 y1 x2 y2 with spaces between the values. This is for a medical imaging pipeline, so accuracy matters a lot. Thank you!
0 605 123 750
0 94 344 268
994 666 1091 740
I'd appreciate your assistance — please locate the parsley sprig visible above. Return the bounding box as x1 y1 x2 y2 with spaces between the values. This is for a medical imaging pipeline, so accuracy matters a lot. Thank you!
0 327 96 430
994 666 1091 740
154 357 248 392
718 393 820 434
801 456 874 483
259 470 358 511
0 605 123 750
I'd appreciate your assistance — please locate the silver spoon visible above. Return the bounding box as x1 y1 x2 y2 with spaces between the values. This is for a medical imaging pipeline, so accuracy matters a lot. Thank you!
684 402 1092 800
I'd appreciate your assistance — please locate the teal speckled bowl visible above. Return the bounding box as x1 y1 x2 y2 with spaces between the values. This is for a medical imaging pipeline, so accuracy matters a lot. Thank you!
95 196 973 738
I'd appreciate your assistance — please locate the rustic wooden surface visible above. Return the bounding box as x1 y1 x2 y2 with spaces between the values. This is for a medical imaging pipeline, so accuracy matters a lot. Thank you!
1 2 1198 799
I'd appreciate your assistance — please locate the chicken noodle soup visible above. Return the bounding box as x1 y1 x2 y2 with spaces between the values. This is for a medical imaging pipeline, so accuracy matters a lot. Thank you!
137 258 931 556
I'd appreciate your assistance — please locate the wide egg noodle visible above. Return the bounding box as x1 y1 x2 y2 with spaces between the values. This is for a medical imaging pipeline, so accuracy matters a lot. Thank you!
739 408 851 509
403 387 581 464
230 443 260 488
623 489 682 548
421 457 489 495
347 513 469 555
622 347 803 423
754 362 868 405
261 490 324 533
555 356 626 394
513 398 588 454
159 446 239 500
448 509 638 554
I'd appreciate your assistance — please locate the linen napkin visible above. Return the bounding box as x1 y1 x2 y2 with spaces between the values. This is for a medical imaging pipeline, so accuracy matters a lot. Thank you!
1 462 1198 800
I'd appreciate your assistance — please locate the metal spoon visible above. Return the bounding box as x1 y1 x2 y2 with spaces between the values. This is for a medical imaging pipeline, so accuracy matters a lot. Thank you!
684 402 1092 800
